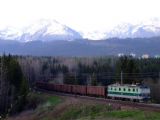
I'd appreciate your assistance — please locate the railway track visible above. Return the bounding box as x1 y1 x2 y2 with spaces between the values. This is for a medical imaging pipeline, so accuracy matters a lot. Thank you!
36 88 160 112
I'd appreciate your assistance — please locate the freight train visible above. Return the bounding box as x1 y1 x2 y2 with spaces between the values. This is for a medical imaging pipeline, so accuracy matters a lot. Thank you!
36 81 151 102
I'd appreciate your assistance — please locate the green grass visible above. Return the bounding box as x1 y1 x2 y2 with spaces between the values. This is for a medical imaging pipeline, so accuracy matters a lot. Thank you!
28 92 62 108
58 104 160 120
106 110 140 118
44 96 62 107
106 110 160 120
47 96 62 106
37 95 62 110
58 104 114 120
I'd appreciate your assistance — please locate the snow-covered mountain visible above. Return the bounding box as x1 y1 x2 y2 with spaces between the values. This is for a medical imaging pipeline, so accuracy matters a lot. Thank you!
0 19 82 42
0 27 23 40
1 18 160 41
83 19 160 40
106 23 160 39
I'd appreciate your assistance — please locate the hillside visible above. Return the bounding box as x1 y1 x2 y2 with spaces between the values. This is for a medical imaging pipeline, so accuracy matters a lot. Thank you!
0 37 160 56
7 92 160 120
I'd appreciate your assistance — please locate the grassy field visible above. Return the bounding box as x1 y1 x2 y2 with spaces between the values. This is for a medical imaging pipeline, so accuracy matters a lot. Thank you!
58 105 160 120
7 92 160 120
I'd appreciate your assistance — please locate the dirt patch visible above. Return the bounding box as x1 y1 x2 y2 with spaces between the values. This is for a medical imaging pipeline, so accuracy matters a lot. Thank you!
51 96 80 118
7 110 34 120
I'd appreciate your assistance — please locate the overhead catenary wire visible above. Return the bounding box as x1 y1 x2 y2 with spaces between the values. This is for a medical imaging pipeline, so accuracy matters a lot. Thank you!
39 71 160 81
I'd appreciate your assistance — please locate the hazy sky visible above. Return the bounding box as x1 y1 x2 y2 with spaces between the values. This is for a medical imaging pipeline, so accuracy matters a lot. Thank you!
0 0 160 32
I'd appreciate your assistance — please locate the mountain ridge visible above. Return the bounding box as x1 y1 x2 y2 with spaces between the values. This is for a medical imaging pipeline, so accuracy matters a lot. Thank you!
0 37 160 57
1 19 160 41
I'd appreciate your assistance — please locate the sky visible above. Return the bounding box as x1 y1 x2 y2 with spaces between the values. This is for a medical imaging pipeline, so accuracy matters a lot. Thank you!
0 0 160 32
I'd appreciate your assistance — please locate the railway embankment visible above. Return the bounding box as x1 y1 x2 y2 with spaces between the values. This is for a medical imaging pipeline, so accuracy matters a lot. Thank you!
6 92 160 120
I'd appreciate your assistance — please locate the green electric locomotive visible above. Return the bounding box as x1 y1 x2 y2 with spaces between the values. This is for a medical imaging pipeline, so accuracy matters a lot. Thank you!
107 83 151 102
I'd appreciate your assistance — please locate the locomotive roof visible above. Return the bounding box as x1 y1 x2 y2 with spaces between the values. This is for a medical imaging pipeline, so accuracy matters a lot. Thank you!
108 83 149 88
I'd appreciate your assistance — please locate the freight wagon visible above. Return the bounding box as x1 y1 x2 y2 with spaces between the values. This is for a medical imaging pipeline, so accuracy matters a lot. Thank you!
72 85 87 95
61 84 72 93
87 86 106 97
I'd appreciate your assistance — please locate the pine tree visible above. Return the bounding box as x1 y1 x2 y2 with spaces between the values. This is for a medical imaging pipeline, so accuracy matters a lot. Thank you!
91 73 98 86
0 55 29 116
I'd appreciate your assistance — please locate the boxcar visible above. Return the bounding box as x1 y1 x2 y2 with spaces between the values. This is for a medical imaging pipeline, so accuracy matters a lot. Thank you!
87 86 106 97
72 85 87 95
36 82 48 89
53 84 63 92
47 83 54 91
61 84 72 93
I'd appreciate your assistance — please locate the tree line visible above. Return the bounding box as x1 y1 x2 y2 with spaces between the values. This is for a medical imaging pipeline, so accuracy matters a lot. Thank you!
17 56 160 86
0 55 28 117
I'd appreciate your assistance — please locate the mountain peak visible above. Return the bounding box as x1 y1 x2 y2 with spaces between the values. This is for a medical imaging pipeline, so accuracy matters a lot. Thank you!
0 19 82 42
